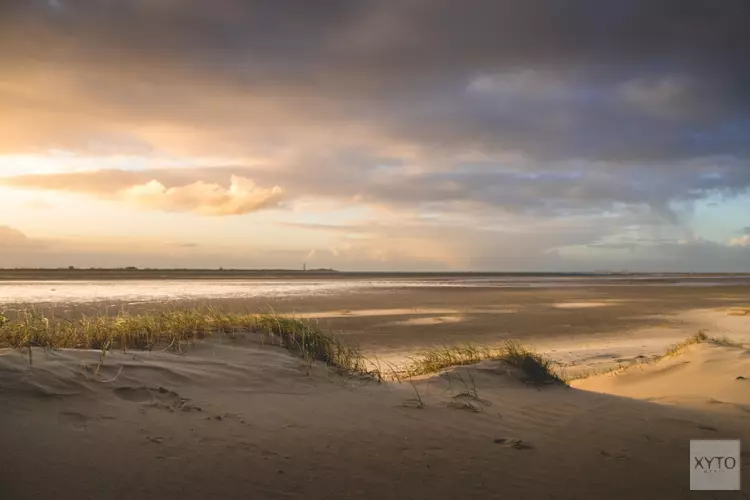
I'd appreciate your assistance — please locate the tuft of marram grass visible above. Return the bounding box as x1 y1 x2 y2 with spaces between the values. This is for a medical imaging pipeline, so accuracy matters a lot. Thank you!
707 335 745 348
0 307 373 376
502 340 565 385
253 314 369 375
1 307 252 351
401 341 564 385
660 330 708 358
403 344 504 377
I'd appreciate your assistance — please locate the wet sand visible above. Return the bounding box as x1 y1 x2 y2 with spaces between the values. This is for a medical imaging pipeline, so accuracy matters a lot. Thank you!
16 283 750 354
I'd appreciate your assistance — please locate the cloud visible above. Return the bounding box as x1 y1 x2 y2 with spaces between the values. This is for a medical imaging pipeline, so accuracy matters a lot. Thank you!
0 226 52 258
0 0 748 161
4 157 750 226
282 215 750 272
22 199 53 210
164 241 199 249
2 171 283 216
618 75 703 119
286 212 624 271
729 235 750 247
1 169 149 193
0 230 273 269
557 234 750 272
2 215 749 271
121 176 283 216
0 226 31 246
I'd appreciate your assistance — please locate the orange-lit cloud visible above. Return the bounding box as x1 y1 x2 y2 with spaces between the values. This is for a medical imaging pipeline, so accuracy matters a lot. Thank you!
729 235 750 247
0 226 31 246
0 169 148 193
122 176 283 216
1 171 283 216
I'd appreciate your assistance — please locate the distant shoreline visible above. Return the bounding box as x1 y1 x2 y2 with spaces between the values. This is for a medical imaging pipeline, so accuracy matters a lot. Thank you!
0 268 748 281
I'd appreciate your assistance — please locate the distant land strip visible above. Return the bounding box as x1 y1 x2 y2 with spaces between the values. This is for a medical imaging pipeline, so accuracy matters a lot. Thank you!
0 269 749 281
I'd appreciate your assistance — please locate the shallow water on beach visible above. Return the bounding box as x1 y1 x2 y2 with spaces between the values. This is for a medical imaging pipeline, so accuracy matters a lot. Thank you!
0 279 375 304
0 275 748 305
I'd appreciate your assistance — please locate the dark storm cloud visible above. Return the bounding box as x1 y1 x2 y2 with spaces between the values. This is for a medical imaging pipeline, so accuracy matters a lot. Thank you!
6 1 746 79
2 0 749 157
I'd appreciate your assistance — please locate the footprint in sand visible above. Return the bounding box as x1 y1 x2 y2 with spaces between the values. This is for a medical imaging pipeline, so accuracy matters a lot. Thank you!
113 386 202 413
643 434 664 443
696 424 718 432
600 450 628 460
448 400 482 412
113 386 154 403
448 392 492 413
493 438 533 450
58 411 90 431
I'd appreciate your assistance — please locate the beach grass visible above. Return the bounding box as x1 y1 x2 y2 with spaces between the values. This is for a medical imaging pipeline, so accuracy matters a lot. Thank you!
401 344 504 377
660 330 709 358
567 330 747 381
631 329 744 363
252 313 368 375
400 341 564 385
0 307 370 375
502 340 565 384
0 307 562 383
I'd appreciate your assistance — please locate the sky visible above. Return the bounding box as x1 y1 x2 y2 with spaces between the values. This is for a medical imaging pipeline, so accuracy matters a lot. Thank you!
0 0 749 271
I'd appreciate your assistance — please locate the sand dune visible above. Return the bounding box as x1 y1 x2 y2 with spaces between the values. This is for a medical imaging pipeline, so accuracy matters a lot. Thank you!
573 342 750 416
2 336 749 500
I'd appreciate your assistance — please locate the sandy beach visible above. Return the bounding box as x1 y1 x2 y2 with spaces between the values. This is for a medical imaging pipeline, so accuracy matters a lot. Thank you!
1 279 749 499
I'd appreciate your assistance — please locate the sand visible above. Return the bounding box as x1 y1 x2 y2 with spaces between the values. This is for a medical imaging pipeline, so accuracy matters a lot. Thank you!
2 324 749 499
573 342 750 415
293 307 463 319
390 315 465 326
552 301 618 308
